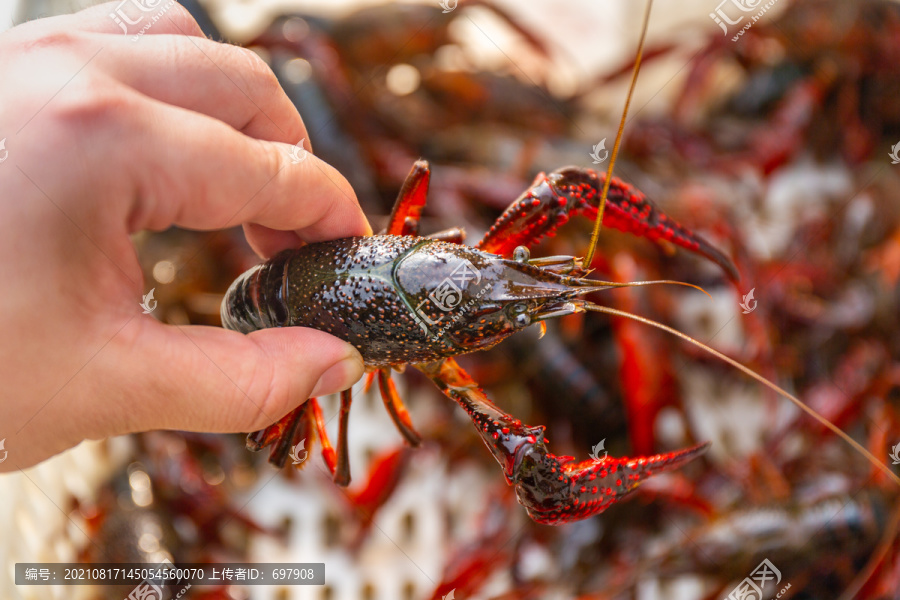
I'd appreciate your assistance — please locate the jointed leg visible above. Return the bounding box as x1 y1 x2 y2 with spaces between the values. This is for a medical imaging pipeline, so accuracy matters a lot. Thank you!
377 369 422 447
246 404 306 468
246 398 336 472
425 227 466 244
308 398 337 475
384 159 431 236
334 388 354 487
363 371 377 393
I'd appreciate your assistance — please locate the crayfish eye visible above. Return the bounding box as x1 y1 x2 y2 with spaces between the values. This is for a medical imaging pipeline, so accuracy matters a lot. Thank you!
510 301 528 314
506 301 531 327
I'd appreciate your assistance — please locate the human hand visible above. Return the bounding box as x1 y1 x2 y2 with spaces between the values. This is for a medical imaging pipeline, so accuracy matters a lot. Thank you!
0 2 370 471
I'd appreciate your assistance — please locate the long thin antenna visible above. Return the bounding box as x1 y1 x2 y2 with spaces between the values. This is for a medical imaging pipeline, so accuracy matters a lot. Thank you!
583 0 654 268
582 302 900 489
585 279 713 300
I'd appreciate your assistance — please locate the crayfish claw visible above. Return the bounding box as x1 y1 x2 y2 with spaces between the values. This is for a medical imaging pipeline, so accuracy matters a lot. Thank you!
419 358 710 525
476 167 738 282
517 442 711 525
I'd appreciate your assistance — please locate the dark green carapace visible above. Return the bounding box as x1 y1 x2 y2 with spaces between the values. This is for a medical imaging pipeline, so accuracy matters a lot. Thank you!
222 235 593 367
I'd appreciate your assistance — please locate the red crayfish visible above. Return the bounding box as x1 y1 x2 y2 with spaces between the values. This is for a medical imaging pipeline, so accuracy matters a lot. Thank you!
221 158 740 525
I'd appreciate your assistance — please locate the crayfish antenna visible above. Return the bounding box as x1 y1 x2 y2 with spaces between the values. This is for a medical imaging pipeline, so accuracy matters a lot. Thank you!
581 302 900 488
578 278 713 300
583 0 654 268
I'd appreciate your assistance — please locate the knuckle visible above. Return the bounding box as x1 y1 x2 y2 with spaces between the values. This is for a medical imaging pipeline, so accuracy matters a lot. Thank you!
240 140 291 221
19 28 84 53
260 138 288 175
284 111 311 148
52 80 136 131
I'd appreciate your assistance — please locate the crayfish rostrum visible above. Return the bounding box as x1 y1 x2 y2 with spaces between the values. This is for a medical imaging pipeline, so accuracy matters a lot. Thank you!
222 160 735 525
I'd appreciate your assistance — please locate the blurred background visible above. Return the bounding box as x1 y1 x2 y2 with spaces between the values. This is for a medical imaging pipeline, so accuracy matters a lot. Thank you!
2 0 900 598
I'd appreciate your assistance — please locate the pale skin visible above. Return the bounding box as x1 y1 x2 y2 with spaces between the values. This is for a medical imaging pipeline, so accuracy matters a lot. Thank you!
0 2 371 471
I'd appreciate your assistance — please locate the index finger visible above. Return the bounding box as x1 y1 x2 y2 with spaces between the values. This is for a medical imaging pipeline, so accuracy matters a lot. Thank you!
117 94 371 242
66 1 206 37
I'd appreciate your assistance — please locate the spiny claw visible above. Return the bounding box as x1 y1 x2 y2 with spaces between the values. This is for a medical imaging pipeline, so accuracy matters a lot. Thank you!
477 167 739 281
513 442 710 525
552 168 738 281
457 387 710 523
419 357 710 525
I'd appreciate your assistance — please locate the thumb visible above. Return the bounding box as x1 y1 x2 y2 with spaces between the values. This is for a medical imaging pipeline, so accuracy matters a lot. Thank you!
108 320 364 434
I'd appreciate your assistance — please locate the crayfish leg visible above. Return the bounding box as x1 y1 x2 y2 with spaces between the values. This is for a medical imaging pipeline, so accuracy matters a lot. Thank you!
417 357 710 525
246 398 336 472
476 167 738 281
246 405 306 468
377 369 422 447
363 371 377 394
425 226 466 244
308 398 337 476
334 388 354 487
385 159 431 236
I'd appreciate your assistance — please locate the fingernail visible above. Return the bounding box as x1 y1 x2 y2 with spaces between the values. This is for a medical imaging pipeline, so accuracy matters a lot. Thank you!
310 347 364 397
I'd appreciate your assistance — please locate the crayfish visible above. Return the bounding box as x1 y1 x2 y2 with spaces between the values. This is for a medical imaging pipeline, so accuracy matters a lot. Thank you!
222 158 741 525
220 2 900 526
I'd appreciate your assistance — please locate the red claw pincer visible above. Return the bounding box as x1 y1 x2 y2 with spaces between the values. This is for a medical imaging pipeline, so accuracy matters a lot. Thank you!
420 357 709 525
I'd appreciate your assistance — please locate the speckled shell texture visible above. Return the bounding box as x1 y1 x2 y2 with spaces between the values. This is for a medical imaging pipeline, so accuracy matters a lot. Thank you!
223 236 499 368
